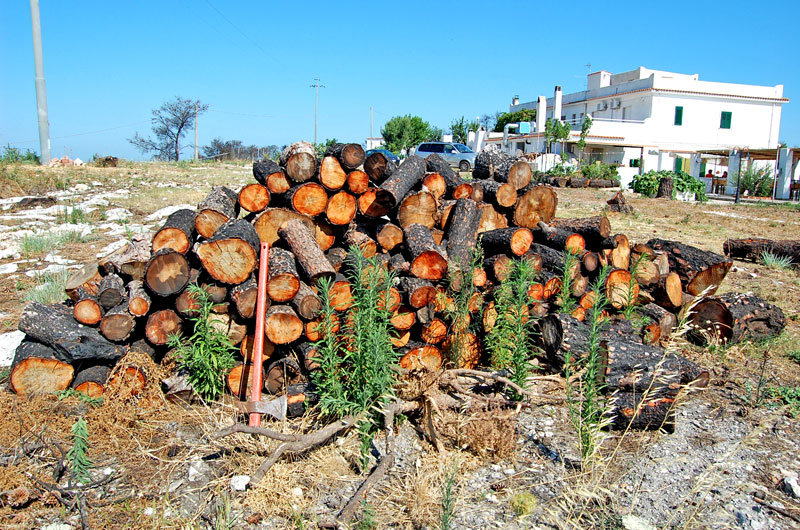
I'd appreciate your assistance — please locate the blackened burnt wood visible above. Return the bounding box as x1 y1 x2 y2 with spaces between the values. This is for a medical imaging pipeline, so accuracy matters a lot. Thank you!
196 186 238 239
253 208 314 246
484 254 512 283
612 392 676 432
253 159 282 186
153 208 197 254
400 277 437 309
288 182 328 217
647 239 732 296
319 156 348 190
533 223 585 254
550 216 611 249
346 170 369 195
473 179 517 208
145 309 183 346
127 280 151 317
425 153 465 191
290 281 322 320
99 300 135 342
690 292 786 345
723 238 800 264
196 219 260 284
377 222 404 251
326 142 366 170
238 183 270 213
98 273 125 309
267 247 300 303
264 305 303 344
445 198 481 269
265 357 304 395
405 223 448 280
602 338 705 394
588 179 615 188
537 313 591 369
71 365 111 398
10 338 73 395
398 191 438 229
377 155 426 208
607 190 633 214
638 302 677 342
325 190 357 226
480 227 533 257
497 160 532 190
280 141 317 183
364 151 396 183
231 275 259 319
73 287 103 326
530 243 578 279
65 263 102 301
472 149 511 180
514 186 558 228
19 302 125 362
98 233 153 281
279 218 336 283
656 176 673 199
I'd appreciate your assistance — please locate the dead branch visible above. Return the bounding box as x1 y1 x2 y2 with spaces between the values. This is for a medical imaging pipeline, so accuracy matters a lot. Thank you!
212 416 360 482
753 496 800 524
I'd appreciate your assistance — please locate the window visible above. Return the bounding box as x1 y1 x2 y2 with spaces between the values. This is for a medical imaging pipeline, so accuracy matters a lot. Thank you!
629 158 641 168
572 113 576 122
674 106 683 126
720 111 732 129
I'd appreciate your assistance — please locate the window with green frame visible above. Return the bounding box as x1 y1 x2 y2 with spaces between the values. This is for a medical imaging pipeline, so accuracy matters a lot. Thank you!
674 106 683 126
720 111 732 129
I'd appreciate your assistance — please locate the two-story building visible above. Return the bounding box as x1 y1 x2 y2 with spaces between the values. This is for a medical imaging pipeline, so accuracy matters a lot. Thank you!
485 67 791 191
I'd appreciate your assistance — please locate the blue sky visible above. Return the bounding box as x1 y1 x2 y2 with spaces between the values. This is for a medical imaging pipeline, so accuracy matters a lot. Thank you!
1 0 798 161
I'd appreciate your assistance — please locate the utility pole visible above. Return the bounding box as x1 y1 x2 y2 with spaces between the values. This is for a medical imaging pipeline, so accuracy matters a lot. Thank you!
194 103 198 161
310 77 325 146
30 0 50 164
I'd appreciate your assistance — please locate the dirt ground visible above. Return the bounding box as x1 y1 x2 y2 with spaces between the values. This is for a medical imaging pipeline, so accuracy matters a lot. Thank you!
0 161 799 529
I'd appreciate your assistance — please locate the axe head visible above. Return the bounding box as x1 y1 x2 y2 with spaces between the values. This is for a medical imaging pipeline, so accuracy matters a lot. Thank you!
237 395 287 421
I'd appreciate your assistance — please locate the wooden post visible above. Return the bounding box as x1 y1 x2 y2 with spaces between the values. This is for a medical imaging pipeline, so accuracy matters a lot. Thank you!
249 242 270 427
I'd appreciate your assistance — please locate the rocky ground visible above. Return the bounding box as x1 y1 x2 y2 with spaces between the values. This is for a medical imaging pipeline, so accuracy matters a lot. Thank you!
0 161 799 529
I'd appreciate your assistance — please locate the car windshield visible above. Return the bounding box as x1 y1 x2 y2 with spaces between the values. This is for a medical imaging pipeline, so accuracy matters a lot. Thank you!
454 143 472 153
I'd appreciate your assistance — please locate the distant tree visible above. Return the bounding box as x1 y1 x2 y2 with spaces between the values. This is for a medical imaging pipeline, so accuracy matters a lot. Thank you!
479 113 499 132
449 116 480 144
576 115 593 162
428 126 444 142
494 109 536 133
544 118 571 155
315 138 339 158
381 115 435 153
263 145 281 160
202 139 272 161
129 96 207 161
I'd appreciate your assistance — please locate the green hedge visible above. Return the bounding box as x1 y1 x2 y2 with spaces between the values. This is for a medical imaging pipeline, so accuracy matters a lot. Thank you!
629 170 707 202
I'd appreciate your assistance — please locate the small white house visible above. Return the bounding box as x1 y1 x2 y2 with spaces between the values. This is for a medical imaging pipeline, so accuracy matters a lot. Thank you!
488 67 791 190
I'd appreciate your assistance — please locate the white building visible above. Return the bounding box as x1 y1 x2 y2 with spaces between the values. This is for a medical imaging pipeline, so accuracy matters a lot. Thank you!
487 66 793 192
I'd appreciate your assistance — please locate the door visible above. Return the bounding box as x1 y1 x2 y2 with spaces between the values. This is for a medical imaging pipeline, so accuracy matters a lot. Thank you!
442 143 457 164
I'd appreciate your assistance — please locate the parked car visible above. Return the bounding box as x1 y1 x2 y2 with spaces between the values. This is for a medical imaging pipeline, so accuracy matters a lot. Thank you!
414 142 476 171
365 148 400 164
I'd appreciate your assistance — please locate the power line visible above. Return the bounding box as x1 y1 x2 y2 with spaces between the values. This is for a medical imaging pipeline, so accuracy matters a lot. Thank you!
4 120 150 145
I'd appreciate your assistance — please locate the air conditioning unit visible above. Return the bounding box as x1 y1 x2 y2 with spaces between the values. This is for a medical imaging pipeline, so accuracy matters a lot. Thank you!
596 101 608 111
611 99 621 109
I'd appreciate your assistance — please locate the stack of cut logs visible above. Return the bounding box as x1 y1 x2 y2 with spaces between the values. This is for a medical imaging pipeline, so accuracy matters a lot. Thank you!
9 141 786 431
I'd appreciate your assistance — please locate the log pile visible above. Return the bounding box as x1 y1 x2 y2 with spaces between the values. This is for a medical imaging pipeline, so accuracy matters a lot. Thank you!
8 142 786 432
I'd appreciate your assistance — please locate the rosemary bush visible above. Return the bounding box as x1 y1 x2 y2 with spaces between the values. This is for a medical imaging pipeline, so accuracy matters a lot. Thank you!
564 265 612 462
312 246 399 420
168 283 236 401
487 257 540 399
67 417 93 484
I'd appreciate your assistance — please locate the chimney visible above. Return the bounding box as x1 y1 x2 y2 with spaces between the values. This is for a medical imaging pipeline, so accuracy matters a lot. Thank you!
512 94 520 106
553 86 563 123
536 96 546 133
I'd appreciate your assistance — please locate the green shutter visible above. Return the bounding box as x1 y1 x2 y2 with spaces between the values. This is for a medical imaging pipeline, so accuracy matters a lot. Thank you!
720 111 732 129
674 156 683 173
674 106 683 126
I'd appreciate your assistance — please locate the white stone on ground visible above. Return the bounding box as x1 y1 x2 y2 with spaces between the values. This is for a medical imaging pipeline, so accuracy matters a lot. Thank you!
0 331 25 367
104 208 133 221
0 263 18 274
230 475 251 491
145 204 194 222
96 239 129 258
